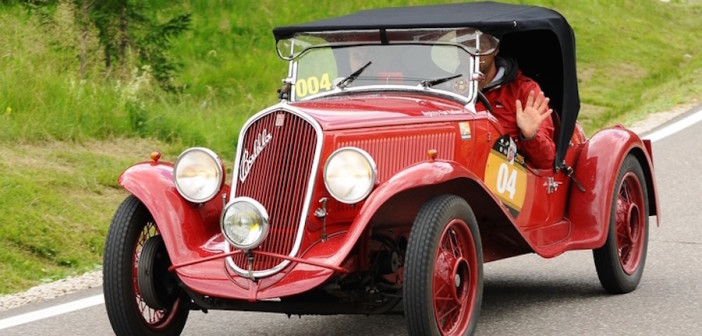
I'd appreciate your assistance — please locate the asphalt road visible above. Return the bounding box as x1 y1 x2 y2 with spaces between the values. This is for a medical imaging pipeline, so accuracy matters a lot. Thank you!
1 107 701 335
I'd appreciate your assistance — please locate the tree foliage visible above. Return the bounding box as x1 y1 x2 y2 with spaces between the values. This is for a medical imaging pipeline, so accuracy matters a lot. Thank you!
136 13 191 92
90 0 191 92
22 0 190 92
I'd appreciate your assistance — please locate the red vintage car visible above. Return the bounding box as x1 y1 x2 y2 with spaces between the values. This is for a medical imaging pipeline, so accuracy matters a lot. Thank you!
103 2 659 336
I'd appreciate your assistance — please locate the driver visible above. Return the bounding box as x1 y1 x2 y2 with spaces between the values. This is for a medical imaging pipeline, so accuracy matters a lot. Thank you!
478 36 556 170
349 47 370 70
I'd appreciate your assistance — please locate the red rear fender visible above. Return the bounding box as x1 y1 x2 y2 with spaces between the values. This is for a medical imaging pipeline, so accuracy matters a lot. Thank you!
118 162 229 265
567 127 659 249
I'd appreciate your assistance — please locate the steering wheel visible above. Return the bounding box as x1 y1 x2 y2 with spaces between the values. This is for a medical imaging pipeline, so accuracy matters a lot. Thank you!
476 90 495 114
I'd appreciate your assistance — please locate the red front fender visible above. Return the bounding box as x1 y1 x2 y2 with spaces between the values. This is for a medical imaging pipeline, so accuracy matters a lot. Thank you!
304 159 515 266
567 126 660 250
118 161 229 266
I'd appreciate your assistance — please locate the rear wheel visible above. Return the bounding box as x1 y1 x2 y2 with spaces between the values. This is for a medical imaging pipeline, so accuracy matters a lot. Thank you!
404 195 483 336
593 155 649 294
103 195 189 336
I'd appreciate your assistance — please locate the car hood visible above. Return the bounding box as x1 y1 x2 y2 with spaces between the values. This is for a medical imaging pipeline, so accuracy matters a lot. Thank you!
288 92 472 130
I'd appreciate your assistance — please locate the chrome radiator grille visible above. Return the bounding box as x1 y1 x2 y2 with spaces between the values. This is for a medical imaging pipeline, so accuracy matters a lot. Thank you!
230 109 319 275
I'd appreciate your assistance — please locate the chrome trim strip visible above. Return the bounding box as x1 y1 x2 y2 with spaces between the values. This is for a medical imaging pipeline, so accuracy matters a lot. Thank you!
302 85 478 113
297 84 474 105
227 102 324 278
288 61 298 101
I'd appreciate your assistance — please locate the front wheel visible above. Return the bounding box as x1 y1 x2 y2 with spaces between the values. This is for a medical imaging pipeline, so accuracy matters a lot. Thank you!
593 155 649 294
103 195 189 336
404 195 483 336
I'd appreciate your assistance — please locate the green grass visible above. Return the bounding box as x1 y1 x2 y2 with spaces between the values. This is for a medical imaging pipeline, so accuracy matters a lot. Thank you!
0 140 169 292
0 0 701 294
556 0 702 130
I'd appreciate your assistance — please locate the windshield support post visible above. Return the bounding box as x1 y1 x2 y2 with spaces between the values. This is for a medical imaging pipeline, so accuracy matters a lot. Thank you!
379 29 388 44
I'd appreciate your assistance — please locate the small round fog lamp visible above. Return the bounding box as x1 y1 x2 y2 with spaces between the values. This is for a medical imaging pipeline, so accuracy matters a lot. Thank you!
221 197 269 250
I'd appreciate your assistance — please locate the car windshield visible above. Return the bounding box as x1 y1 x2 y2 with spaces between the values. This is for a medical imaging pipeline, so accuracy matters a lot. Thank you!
277 28 497 101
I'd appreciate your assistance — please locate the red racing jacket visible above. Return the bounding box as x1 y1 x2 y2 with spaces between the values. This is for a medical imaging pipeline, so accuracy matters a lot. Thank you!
482 58 555 170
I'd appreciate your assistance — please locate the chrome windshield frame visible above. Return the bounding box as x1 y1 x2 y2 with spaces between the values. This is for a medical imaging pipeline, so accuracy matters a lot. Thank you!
283 45 482 106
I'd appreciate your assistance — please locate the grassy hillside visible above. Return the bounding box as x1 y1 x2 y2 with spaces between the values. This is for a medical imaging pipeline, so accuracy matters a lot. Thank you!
1 0 701 294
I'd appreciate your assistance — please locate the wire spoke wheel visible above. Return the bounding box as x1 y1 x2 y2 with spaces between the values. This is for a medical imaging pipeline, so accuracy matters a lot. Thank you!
614 173 645 275
405 195 483 336
433 220 476 333
593 155 649 294
133 223 183 330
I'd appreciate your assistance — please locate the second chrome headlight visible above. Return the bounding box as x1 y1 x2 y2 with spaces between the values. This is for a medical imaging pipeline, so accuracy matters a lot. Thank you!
323 147 377 204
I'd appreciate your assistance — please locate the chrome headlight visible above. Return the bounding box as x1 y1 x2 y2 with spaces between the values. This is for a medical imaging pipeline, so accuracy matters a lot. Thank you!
221 197 269 250
173 147 224 203
323 147 377 204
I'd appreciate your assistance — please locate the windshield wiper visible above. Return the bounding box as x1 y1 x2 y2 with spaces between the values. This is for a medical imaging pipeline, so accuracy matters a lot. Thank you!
420 74 462 89
337 61 372 89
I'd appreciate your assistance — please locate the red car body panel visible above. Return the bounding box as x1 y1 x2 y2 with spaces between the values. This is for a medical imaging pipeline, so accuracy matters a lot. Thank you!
118 93 658 301
118 162 228 266
120 94 657 300
119 163 340 300
567 126 660 250
294 93 471 130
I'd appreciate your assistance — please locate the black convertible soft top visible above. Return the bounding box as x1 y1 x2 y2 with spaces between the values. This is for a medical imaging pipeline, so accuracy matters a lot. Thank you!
273 1 579 170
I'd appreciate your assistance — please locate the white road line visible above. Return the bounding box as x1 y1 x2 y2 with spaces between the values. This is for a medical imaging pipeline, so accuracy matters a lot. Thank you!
0 295 104 330
644 105 702 143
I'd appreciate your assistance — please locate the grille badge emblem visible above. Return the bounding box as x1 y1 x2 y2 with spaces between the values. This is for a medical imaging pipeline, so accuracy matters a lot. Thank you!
275 113 285 127
239 128 272 182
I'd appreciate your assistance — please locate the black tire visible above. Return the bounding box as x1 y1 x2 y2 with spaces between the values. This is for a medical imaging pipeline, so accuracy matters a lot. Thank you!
103 195 189 336
404 195 483 336
593 155 649 294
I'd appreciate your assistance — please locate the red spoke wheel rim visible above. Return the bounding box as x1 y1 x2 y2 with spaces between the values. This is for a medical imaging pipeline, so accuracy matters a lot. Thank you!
131 221 182 331
615 172 646 275
433 219 479 335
